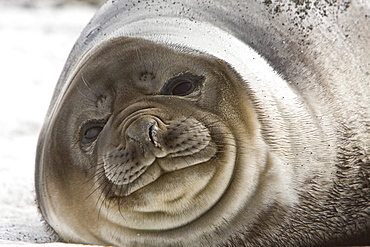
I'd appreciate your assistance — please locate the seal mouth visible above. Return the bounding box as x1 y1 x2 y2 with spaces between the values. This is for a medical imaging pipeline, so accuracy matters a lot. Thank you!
98 109 218 197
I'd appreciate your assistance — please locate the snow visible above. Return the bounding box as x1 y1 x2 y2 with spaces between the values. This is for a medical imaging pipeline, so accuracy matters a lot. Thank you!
0 2 99 245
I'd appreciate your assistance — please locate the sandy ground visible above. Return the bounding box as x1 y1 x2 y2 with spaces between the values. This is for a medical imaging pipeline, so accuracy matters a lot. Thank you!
0 1 101 245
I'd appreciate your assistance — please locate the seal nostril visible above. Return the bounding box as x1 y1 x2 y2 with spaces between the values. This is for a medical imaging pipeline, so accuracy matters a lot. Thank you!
149 123 161 148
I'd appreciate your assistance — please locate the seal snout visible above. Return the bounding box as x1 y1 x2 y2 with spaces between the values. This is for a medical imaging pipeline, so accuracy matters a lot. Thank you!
126 116 162 151
100 112 217 195
124 115 212 159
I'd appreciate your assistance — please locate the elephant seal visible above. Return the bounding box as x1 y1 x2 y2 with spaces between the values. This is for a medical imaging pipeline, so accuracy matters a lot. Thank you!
36 0 370 246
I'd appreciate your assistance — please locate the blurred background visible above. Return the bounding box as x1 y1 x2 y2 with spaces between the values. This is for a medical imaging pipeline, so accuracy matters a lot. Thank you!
0 0 104 243
0 0 105 7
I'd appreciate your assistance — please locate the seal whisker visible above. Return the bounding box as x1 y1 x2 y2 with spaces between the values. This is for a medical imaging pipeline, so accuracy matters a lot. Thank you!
81 73 101 99
75 84 89 100
78 163 106 194
183 111 198 122
116 197 128 220
82 165 110 202
95 176 116 221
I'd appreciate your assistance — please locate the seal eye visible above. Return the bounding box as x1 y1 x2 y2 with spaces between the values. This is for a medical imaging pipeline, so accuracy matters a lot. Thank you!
163 73 204 96
172 81 194 96
81 120 106 144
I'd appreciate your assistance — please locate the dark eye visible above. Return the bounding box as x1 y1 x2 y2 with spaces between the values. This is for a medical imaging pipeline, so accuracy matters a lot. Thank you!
172 81 194 96
80 120 106 144
163 73 204 96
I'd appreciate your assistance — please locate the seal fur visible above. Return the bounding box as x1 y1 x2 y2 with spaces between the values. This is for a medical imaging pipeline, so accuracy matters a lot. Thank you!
36 1 370 246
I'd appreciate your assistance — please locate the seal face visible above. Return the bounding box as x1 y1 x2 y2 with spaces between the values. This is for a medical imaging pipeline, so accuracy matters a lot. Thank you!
77 40 239 227
37 37 273 244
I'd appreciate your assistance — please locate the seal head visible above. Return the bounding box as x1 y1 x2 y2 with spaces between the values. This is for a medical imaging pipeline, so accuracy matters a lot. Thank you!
37 37 278 245
36 0 370 246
